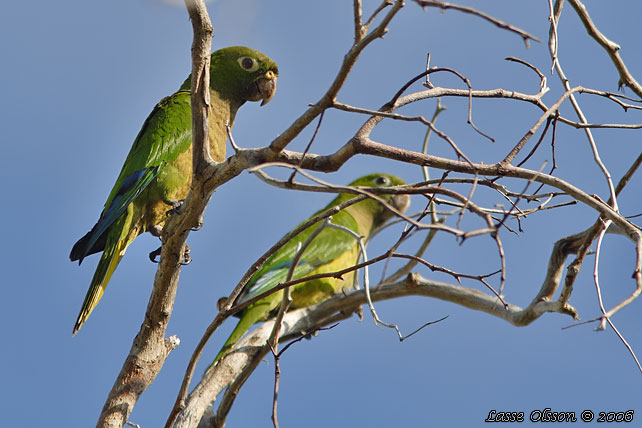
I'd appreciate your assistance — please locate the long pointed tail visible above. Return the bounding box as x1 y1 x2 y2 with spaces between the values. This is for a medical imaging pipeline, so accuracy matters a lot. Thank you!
73 239 126 335
212 302 272 366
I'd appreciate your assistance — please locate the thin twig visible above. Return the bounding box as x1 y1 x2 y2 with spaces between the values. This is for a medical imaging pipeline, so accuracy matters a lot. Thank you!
547 0 562 73
568 0 642 97
393 254 505 305
505 57 548 94
327 223 406 339
288 110 325 184
592 220 642 373
169 197 371 422
226 124 241 154
364 0 394 30
547 2 619 213
269 0 404 153
353 0 364 42
401 315 449 341
415 0 540 45
421 98 446 180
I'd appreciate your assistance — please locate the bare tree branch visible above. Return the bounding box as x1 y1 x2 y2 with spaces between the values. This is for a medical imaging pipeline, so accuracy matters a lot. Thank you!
176 262 584 427
269 0 405 153
568 0 642 97
547 2 619 212
88 2 642 426
414 0 540 45
97 2 213 427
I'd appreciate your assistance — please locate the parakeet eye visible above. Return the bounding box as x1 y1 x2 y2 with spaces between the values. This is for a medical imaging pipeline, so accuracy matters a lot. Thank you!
238 56 259 72
374 175 391 186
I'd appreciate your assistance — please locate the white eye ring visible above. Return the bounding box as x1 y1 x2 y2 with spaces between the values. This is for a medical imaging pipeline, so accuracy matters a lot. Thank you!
238 56 259 72
375 175 391 186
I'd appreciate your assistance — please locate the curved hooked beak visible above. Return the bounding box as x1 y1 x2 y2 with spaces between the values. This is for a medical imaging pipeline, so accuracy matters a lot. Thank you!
391 193 411 215
373 192 411 229
248 70 278 106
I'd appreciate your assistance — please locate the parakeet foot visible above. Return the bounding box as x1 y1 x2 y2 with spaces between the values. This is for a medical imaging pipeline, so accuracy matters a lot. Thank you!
163 199 185 216
191 214 204 231
181 245 192 265
216 296 228 312
355 305 364 321
149 244 191 264
301 330 318 340
149 246 162 263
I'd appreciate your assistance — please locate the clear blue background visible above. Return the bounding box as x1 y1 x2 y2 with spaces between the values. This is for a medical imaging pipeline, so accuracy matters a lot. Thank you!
2 1 641 426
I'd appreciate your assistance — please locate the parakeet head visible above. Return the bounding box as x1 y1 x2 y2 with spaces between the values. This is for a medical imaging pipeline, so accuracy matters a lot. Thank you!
340 173 410 232
209 46 278 107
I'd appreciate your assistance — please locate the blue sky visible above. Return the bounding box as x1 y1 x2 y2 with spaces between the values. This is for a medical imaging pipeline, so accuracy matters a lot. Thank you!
2 1 642 426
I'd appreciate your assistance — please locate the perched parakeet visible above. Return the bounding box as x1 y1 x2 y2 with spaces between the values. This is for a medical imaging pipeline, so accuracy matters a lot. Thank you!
70 46 278 335
213 173 410 363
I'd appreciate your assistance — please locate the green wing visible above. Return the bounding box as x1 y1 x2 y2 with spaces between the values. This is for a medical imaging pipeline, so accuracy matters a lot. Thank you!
235 209 360 306
71 90 193 334
213 209 361 364
71 46 280 336
70 165 162 263
70 90 192 263
104 90 193 208
212 173 410 364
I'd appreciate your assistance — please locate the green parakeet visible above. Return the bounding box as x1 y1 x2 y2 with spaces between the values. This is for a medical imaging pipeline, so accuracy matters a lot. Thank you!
214 173 410 363
70 46 278 335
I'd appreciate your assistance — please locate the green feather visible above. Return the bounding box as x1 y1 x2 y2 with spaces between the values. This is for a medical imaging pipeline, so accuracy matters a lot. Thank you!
71 46 278 335
213 173 410 364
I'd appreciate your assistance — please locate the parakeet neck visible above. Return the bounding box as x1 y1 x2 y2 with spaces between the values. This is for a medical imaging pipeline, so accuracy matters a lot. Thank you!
344 202 379 236
208 89 239 162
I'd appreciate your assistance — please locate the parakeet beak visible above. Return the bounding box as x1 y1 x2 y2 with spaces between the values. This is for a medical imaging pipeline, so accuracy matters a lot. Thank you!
373 192 411 229
253 70 277 106
391 193 411 215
